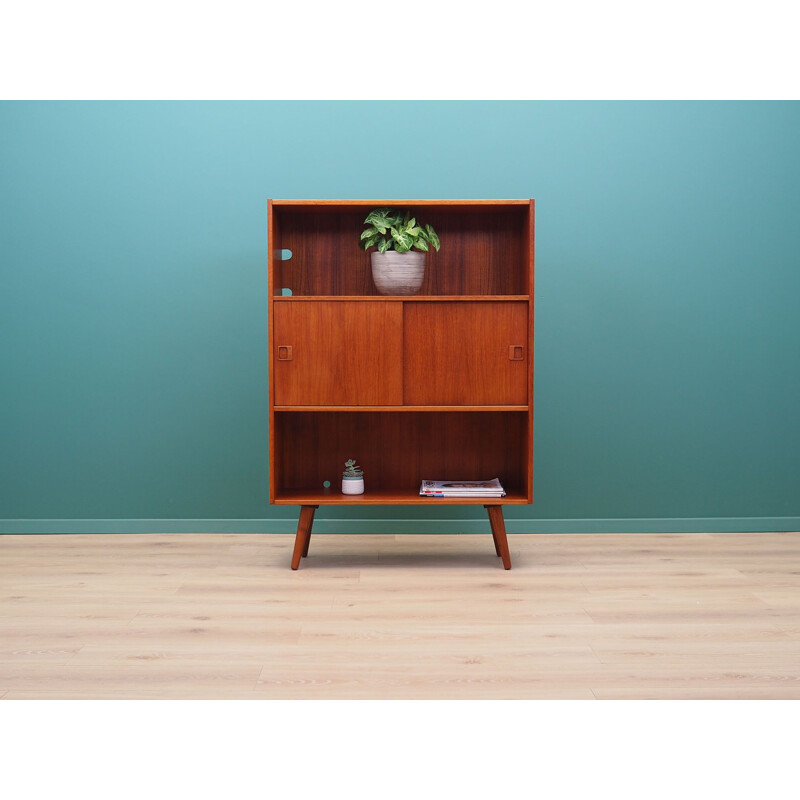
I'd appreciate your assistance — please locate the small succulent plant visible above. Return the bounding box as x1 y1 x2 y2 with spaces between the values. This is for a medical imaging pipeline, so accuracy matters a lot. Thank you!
343 459 363 477
359 208 441 254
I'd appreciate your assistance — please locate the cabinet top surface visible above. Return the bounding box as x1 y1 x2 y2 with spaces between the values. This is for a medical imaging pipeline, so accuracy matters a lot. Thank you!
269 199 533 207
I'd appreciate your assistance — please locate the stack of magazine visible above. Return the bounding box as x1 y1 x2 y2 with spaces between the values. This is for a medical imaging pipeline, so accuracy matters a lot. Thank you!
419 478 506 498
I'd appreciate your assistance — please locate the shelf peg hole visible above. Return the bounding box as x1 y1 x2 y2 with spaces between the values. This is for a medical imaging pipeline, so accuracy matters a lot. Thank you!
280 248 293 260
323 480 331 488
281 287 293 296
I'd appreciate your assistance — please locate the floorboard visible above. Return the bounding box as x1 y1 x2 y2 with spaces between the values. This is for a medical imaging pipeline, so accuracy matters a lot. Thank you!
1 531 799 699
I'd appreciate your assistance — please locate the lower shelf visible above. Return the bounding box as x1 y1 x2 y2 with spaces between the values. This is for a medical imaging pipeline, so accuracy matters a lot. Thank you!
273 410 531 506
273 489 529 505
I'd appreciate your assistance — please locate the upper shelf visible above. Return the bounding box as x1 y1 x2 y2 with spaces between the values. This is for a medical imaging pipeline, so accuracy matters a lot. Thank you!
269 200 534 297
272 295 530 302
271 199 531 209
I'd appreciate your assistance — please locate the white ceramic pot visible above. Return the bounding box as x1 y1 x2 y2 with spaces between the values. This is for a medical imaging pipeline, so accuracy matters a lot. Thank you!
370 251 426 295
342 476 365 495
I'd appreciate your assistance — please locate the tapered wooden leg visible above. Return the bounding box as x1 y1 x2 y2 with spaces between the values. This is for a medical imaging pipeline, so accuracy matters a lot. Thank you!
302 522 313 557
485 505 511 569
486 511 501 556
291 505 317 570
302 505 317 558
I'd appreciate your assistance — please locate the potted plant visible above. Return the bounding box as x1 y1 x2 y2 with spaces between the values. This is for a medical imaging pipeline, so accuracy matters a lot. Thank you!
341 459 365 495
359 208 441 295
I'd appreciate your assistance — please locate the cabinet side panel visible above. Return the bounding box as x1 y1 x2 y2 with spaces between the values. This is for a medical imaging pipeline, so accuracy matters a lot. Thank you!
268 200 277 502
528 199 535 502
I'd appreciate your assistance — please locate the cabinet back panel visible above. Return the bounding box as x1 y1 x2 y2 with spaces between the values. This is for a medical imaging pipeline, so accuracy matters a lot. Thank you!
274 208 528 296
276 412 527 494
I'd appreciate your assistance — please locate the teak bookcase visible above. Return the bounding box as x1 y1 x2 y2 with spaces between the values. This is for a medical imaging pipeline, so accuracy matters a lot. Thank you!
268 199 534 569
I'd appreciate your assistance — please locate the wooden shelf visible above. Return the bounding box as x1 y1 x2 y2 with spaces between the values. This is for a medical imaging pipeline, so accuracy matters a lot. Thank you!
273 488 529 505
274 405 529 412
273 410 529 505
271 202 531 296
271 199 530 208
273 295 530 302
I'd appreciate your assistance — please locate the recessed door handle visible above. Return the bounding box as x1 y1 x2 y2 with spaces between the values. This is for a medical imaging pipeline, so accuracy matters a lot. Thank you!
277 345 293 361
509 345 524 361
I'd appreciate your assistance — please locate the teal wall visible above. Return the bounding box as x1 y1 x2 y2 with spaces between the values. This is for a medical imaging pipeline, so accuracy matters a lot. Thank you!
2 101 799 534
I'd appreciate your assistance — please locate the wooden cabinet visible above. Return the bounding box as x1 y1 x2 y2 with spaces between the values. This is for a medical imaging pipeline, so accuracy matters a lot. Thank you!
268 200 535 569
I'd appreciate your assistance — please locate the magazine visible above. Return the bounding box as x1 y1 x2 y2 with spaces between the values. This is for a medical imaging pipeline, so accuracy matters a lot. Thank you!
420 478 505 497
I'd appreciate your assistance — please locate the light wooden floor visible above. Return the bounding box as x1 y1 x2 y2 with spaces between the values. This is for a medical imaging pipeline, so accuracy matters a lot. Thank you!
1 532 799 699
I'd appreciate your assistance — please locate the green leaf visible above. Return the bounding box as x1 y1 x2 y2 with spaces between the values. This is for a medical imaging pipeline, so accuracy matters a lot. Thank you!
391 227 412 252
386 212 404 228
360 210 440 254
425 224 440 251
371 216 393 230
364 208 392 226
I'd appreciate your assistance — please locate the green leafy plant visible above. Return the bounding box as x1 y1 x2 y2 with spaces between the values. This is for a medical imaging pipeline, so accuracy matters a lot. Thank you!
359 208 441 255
343 459 363 477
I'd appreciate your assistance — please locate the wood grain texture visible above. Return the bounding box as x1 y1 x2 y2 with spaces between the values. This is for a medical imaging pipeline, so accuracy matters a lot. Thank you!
273 301 403 406
268 200 278 505
486 505 512 569
273 295 530 302
1 532 799 699
271 200 531 207
267 200 534 528
404 302 529 405
273 206 528 296
291 505 317 569
274 405 529 413
527 199 535 500
274 411 527 500
273 490 530 506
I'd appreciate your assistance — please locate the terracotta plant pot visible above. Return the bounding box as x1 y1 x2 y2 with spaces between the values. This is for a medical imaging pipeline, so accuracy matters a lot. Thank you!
370 251 426 296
